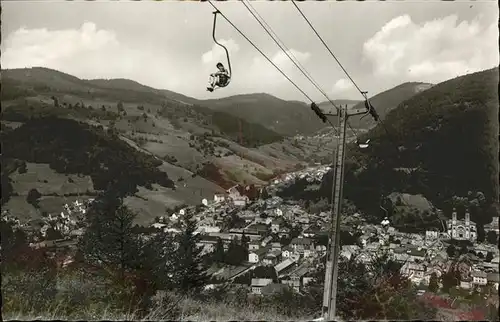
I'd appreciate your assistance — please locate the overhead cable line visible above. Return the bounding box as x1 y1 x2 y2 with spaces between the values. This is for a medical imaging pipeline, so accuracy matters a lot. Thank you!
291 0 367 100
291 0 407 151
206 0 337 129
242 0 338 109
290 0 372 141
291 0 431 160
242 0 365 137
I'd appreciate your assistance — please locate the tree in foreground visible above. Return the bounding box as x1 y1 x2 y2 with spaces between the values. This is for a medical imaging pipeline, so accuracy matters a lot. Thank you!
170 211 209 294
428 272 439 293
211 238 225 264
306 254 437 320
77 192 142 280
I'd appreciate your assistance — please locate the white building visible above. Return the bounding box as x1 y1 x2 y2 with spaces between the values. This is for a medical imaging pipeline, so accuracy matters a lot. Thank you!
251 278 273 294
447 209 477 242
400 262 426 283
484 216 499 235
425 229 440 240
233 196 249 207
471 270 488 286
214 194 226 203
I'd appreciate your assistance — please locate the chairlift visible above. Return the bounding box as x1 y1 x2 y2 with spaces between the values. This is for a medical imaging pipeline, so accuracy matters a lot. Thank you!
206 10 232 91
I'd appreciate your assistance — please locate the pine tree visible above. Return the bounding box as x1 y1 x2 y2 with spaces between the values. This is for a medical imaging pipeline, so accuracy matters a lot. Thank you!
172 212 208 294
225 239 246 266
1 219 28 263
428 272 439 292
240 233 250 260
78 193 141 280
441 268 461 292
261 187 270 199
212 238 225 264
138 229 177 291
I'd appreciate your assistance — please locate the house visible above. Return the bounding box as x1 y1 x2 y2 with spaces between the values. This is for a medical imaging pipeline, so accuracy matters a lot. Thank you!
392 247 410 262
271 242 282 252
281 277 301 292
484 216 499 235
486 272 499 290
297 216 310 224
228 228 244 240
471 270 488 286
288 263 314 291
365 242 381 254
197 225 221 234
281 246 291 258
227 185 242 198
70 228 84 237
460 278 473 290
278 226 291 238
242 184 260 201
400 262 426 283
423 267 442 286
233 196 250 207
196 235 219 255
429 254 449 275
244 224 269 236
271 218 284 233
388 243 399 250
474 244 495 257
303 247 314 258
251 278 273 295
249 247 270 263
261 283 290 296
274 258 296 275
341 245 360 260
315 244 327 253
261 236 273 247
303 225 322 237
407 247 427 262
262 250 282 266
355 252 373 264
249 241 260 251
290 237 314 253
358 234 370 247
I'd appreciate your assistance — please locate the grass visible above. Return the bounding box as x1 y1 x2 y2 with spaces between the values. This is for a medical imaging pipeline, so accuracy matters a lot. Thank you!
2 196 40 221
3 294 295 321
9 163 94 196
1 267 311 321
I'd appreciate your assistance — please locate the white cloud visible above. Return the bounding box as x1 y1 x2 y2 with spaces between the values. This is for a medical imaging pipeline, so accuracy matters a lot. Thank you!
248 49 312 85
363 14 499 83
332 78 353 94
1 22 180 90
271 49 311 68
201 38 240 65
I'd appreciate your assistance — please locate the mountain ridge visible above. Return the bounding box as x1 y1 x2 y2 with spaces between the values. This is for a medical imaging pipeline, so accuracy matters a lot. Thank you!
323 67 499 222
1 67 311 223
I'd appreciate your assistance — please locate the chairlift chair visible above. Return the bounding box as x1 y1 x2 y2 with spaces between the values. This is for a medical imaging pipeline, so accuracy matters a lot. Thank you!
208 10 232 90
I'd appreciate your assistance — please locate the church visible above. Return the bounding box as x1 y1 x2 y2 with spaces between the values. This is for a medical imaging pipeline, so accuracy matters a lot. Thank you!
446 209 477 242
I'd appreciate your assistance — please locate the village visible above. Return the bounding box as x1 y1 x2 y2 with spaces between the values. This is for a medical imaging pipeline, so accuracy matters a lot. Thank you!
2 164 499 302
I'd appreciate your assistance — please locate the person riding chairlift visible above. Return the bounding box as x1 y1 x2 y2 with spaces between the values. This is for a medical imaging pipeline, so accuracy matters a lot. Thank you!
207 62 230 92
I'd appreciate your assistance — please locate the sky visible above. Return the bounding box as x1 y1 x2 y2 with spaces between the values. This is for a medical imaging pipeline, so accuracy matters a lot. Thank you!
2 0 499 102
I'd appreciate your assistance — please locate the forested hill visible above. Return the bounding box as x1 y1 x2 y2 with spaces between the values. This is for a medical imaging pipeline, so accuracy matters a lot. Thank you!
1 117 176 204
320 67 499 221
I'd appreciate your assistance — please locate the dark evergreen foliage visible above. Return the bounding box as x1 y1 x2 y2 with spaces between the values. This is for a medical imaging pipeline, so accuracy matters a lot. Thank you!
1 117 175 197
